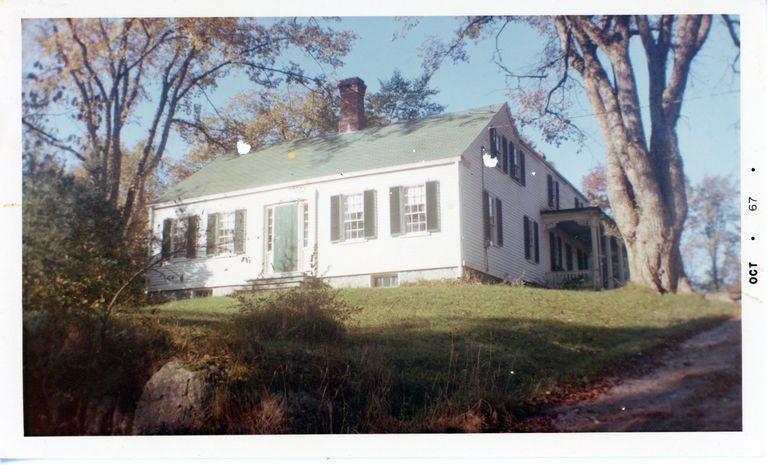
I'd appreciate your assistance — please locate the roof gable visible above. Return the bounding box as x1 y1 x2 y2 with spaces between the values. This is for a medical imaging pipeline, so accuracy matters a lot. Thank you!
153 103 504 204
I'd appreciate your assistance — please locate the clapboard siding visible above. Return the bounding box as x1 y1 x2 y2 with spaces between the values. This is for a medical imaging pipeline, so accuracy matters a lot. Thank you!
148 161 461 292
458 104 589 283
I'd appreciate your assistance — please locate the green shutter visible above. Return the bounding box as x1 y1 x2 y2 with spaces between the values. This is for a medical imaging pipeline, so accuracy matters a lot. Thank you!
523 215 530 259
234 209 246 254
161 218 172 260
330 195 342 242
509 143 516 180
489 128 497 156
364 190 377 239
519 151 526 185
533 221 540 263
555 182 560 210
186 216 198 259
495 198 503 247
501 136 508 174
549 231 557 271
206 213 218 256
389 186 403 236
482 191 490 246
426 181 440 232
547 175 553 205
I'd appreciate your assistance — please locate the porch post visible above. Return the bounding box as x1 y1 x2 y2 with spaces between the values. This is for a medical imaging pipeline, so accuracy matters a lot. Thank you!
617 240 626 285
605 234 614 289
589 218 601 290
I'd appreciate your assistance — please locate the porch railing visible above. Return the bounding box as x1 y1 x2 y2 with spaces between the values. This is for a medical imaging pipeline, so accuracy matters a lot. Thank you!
545 270 596 289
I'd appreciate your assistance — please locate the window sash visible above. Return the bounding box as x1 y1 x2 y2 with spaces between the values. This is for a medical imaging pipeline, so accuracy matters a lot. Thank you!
217 212 236 254
343 193 365 240
403 185 427 233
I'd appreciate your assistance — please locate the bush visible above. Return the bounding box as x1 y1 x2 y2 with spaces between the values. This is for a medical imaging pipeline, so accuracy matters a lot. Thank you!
232 284 361 347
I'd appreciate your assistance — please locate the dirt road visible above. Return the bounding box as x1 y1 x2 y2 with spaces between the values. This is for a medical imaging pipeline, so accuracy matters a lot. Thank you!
548 313 742 432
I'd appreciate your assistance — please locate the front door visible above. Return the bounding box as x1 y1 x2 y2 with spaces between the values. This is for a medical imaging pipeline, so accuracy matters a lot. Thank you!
270 203 299 273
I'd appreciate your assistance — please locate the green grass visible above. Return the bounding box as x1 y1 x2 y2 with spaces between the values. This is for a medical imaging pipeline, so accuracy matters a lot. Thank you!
146 283 738 430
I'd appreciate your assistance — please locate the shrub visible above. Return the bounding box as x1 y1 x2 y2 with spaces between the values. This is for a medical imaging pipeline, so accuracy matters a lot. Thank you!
232 285 361 347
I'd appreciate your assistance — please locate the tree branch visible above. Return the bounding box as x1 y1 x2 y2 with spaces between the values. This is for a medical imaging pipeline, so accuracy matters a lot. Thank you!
22 118 85 161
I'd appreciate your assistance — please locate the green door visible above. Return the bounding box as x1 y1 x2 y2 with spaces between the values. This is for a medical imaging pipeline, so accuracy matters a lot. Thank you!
272 203 298 273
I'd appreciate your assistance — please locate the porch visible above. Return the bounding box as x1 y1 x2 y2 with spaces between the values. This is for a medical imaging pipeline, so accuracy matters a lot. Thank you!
540 207 629 290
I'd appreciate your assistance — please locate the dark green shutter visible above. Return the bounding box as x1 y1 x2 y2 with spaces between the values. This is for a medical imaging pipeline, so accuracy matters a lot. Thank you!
523 215 530 259
482 191 490 246
549 231 557 270
234 209 246 254
555 182 560 210
501 136 508 174
186 216 198 259
389 186 403 236
519 151 526 185
509 143 516 179
426 181 440 232
547 175 554 208
330 195 342 242
533 221 540 263
495 198 503 246
206 213 218 256
364 190 377 239
489 128 497 156
161 218 172 260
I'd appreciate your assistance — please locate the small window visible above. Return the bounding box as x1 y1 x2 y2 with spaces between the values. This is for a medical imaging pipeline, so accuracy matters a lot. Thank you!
217 211 236 255
373 274 399 288
193 288 213 298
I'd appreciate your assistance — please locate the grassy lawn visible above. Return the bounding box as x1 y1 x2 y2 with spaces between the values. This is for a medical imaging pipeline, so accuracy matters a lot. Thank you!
144 283 737 431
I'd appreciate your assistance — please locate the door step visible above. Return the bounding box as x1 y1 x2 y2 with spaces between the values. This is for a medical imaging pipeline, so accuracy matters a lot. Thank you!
245 274 308 291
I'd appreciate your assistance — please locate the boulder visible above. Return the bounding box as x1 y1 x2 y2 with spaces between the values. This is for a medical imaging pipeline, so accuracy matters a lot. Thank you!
132 361 214 434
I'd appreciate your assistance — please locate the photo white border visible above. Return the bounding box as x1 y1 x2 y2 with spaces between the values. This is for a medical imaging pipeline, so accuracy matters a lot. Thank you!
1 0 765 463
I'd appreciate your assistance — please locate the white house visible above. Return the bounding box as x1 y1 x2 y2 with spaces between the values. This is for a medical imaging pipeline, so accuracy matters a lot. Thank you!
147 77 628 301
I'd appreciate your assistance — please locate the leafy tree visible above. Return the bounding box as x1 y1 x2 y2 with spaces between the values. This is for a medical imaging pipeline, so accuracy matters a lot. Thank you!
420 15 739 293
22 18 354 236
171 70 445 182
22 153 152 345
364 69 445 127
581 163 610 213
684 176 740 290
172 83 339 182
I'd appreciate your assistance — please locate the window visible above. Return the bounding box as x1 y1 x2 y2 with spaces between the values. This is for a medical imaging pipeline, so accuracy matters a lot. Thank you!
523 216 540 263
373 274 399 288
206 210 246 256
217 211 236 254
403 185 427 233
343 193 365 239
574 197 583 209
267 208 273 252
161 216 199 260
390 182 440 236
549 231 564 271
566 243 573 271
483 191 503 247
331 190 376 242
547 175 560 210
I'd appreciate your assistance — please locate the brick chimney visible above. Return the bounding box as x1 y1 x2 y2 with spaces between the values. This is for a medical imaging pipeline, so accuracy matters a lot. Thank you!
338 77 366 133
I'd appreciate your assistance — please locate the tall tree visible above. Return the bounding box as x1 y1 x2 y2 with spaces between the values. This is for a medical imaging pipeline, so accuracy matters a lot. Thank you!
684 176 740 290
22 18 354 237
364 69 445 127
421 15 739 293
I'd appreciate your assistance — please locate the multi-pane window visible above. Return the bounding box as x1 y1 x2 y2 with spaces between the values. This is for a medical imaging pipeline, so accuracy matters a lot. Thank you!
217 211 236 254
483 191 503 247
171 219 187 257
162 216 199 260
266 208 273 252
373 275 399 288
343 193 365 240
403 185 427 233
547 175 560 210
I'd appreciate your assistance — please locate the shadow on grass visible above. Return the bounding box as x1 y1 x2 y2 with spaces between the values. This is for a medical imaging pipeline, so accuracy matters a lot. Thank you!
343 314 732 421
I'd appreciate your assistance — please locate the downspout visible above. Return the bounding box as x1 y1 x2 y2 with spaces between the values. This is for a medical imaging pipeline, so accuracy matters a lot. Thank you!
146 204 155 303
456 159 465 279
314 188 320 276
481 143 489 273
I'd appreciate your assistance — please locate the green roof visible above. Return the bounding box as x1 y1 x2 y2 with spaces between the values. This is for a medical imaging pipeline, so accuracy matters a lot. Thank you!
154 103 503 204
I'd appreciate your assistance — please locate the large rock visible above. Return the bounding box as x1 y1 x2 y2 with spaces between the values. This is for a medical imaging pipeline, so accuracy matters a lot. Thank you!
132 361 215 434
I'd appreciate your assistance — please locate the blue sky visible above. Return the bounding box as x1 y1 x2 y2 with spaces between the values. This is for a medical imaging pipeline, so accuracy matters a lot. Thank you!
22 16 740 189
186 16 740 189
